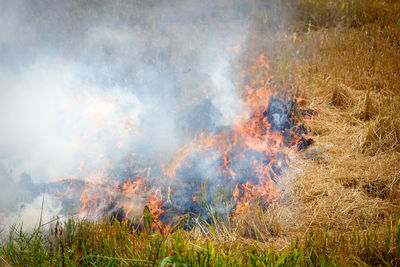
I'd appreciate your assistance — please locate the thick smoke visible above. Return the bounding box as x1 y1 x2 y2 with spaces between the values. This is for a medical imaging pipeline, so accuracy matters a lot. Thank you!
0 0 284 232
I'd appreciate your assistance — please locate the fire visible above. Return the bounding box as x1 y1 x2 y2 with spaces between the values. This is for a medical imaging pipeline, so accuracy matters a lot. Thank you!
56 54 313 225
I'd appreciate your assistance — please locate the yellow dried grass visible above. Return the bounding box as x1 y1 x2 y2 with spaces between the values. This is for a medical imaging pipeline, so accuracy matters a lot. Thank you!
206 6 400 249
275 18 400 242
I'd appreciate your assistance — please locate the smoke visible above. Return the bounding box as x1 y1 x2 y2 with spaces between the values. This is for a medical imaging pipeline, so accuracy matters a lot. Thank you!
0 0 285 231
1 193 63 233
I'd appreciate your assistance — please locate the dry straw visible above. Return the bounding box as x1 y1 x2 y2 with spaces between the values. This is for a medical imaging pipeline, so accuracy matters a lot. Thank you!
205 4 400 248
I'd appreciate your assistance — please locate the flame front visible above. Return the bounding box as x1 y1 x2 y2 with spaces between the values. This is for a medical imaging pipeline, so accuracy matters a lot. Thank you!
56 55 312 225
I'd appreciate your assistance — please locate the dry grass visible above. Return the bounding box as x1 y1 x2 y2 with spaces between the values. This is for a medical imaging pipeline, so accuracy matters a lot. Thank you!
204 0 400 249
286 0 400 31
0 255 10 267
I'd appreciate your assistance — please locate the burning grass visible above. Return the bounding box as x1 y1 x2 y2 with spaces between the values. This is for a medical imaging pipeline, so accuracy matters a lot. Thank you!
50 54 315 228
2 0 400 265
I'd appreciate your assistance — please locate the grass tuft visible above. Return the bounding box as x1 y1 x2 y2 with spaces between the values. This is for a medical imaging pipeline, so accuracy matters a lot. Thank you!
1 213 400 266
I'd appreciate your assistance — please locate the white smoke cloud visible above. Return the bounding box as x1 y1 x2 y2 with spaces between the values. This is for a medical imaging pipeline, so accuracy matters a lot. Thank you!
0 0 281 230
0 58 80 182
1 193 63 233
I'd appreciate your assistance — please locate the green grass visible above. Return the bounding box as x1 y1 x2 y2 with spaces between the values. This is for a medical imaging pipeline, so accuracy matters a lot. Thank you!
1 214 399 266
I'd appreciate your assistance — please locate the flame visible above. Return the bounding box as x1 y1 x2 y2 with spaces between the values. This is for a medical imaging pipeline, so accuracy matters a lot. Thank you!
56 54 313 225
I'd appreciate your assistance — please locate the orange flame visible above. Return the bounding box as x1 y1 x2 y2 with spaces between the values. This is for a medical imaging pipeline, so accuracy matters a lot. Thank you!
57 54 313 225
